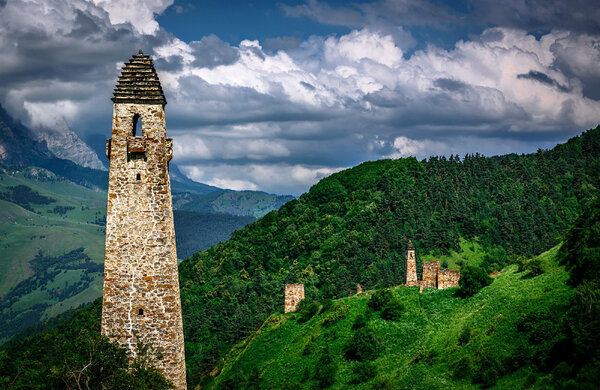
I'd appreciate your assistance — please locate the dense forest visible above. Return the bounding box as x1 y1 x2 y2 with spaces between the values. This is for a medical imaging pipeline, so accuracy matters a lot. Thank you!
0 127 598 388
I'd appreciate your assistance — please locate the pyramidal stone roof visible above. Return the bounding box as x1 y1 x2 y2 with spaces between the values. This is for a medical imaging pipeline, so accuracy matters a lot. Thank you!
112 50 166 105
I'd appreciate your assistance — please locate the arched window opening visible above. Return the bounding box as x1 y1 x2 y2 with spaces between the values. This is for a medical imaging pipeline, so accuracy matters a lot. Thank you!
138 308 144 316
136 173 141 181
132 114 143 137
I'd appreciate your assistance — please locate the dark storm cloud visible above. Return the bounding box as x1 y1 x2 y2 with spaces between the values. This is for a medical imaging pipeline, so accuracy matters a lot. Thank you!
517 71 570 93
67 9 103 37
0 0 176 129
473 0 600 34
190 35 240 69
433 78 469 93
263 36 302 52
284 0 600 34
167 75 333 129
154 55 185 72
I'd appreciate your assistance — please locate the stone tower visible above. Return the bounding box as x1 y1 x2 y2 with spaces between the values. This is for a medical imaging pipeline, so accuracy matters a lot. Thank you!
101 51 186 389
422 261 440 289
284 284 305 313
405 240 418 286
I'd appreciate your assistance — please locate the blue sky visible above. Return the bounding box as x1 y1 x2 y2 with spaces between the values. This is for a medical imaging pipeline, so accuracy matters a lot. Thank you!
0 0 599 194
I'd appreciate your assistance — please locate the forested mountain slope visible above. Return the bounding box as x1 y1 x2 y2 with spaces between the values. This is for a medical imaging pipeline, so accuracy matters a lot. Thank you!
208 246 576 389
0 128 597 388
179 127 599 383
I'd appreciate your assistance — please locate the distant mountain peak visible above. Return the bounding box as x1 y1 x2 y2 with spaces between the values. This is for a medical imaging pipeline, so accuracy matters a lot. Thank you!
31 117 106 171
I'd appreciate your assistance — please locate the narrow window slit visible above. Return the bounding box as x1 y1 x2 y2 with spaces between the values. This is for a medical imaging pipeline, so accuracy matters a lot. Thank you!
138 308 144 316
136 173 141 181
132 114 143 137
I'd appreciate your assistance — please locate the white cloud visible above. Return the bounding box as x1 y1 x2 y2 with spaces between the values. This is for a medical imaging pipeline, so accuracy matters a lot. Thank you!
91 0 173 34
180 163 344 195
206 178 259 191
324 29 403 67
390 136 446 158
2 0 599 195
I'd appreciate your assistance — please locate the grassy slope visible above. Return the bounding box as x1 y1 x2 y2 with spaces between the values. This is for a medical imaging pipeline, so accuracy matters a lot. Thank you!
421 237 487 269
210 245 570 389
0 168 106 340
0 168 106 296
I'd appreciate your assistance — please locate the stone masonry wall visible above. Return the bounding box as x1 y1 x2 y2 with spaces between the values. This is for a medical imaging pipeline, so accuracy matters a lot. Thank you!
284 284 305 313
422 261 440 289
101 103 186 390
405 248 418 287
438 269 460 289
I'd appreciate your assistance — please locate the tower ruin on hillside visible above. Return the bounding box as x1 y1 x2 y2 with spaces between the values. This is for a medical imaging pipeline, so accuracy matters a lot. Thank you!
101 51 186 389
422 261 440 288
438 269 460 289
404 241 460 290
405 240 419 286
284 284 305 313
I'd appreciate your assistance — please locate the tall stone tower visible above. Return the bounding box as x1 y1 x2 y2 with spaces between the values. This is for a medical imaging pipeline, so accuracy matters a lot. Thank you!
101 51 186 389
405 240 418 286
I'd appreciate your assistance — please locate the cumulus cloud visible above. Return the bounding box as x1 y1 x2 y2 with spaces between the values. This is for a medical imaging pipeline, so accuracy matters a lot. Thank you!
153 26 599 193
0 0 178 131
179 163 344 195
390 136 447 158
90 0 173 34
3 0 600 195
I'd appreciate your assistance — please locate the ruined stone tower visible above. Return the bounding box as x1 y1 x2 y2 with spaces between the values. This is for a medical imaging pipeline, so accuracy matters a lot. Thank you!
422 261 440 289
101 51 186 389
284 284 305 313
405 240 418 286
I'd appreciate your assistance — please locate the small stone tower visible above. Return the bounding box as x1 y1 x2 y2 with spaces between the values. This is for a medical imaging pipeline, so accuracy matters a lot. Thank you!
101 51 186 389
422 261 440 289
284 284 305 313
405 240 418 286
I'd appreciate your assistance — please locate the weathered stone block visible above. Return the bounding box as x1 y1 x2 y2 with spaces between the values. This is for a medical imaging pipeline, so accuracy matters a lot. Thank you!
438 269 460 289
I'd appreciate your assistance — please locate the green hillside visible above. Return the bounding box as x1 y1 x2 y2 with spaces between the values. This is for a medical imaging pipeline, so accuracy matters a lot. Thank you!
208 246 572 389
0 166 107 341
179 127 599 384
